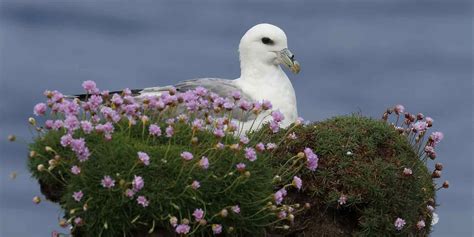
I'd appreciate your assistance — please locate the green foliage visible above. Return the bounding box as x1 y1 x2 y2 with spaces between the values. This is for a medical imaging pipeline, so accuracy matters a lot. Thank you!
29 121 280 236
269 115 436 236
28 115 438 237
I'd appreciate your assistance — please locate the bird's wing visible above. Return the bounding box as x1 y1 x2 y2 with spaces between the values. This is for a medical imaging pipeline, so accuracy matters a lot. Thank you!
140 78 251 99
140 78 257 122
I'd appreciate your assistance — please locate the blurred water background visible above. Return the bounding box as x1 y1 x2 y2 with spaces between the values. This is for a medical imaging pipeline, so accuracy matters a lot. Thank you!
0 0 472 236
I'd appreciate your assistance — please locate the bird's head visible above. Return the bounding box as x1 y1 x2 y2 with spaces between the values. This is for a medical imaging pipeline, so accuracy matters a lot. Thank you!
239 23 300 74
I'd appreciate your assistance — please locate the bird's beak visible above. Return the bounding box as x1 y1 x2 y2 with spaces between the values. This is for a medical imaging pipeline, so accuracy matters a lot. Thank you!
279 48 301 74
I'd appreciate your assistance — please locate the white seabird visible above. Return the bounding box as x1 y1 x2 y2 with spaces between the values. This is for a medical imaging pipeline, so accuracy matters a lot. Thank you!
138 23 301 130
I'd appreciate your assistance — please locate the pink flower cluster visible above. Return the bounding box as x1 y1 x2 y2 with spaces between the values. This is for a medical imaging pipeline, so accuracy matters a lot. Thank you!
274 188 287 205
60 135 91 162
32 81 311 234
384 104 444 161
304 148 319 171
269 110 284 133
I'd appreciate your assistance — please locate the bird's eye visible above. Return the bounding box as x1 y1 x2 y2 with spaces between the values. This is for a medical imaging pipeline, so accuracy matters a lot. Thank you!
261 37 274 45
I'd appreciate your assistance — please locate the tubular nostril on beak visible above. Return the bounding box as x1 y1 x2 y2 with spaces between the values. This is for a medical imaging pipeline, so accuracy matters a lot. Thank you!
278 48 300 74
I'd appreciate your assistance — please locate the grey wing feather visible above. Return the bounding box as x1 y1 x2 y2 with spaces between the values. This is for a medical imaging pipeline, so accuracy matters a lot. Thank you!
139 78 257 122
175 78 253 101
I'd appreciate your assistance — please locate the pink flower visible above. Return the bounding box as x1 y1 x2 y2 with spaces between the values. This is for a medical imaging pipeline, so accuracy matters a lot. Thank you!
101 175 115 189
193 208 204 221
70 138 86 152
199 156 209 169
191 180 200 190
223 101 234 110
70 138 90 162
82 80 97 93
181 151 193 161
72 190 83 202
64 115 80 132
425 117 434 126
149 124 161 136
214 129 225 138
278 211 287 219
403 168 413 176
33 103 47 116
95 122 114 137
101 107 121 123
424 146 435 154
430 132 444 144
262 100 272 110
47 90 64 103
274 190 284 205
80 121 93 134
53 120 63 130
231 91 241 100
244 147 257 161
255 143 265 152
338 194 347 205
212 224 222 234
60 134 73 147
123 88 132 96
271 110 285 123
137 151 150 166
91 115 101 123
194 86 207 96
269 121 280 133
412 121 428 132
228 121 238 132
240 135 249 144
87 95 103 111
394 104 405 114
304 148 319 171
288 132 297 140
215 118 225 129
74 217 83 226
61 100 80 116
71 165 81 175
125 189 135 198
165 126 174 137
175 224 190 234
136 195 149 207
236 163 246 172
231 205 240 214
216 142 225 149
132 175 144 192
238 100 252 111
292 176 302 190
266 143 277 150
416 220 426 229
252 101 262 112
111 94 123 105
51 230 59 237
394 217 406 231
416 113 424 120
295 117 305 125
45 120 54 129
192 119 204 131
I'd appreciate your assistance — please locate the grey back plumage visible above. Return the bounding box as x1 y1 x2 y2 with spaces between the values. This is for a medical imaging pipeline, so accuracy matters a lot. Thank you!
139 78 258 122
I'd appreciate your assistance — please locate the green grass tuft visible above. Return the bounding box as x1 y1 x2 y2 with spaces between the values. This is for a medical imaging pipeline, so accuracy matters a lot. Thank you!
268 115 435 236
29 121 279 236
28 115 438 236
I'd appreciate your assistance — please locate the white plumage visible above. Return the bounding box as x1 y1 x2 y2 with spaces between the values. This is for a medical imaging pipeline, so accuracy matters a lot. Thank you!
139 23 301 131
